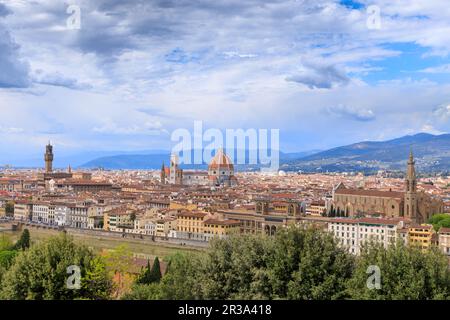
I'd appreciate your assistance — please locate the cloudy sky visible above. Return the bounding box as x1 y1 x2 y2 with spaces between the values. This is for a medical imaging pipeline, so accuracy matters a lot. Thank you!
1 0 450 165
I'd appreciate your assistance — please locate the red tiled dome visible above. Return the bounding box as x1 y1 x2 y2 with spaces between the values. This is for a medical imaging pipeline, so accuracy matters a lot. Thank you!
208 148 234 171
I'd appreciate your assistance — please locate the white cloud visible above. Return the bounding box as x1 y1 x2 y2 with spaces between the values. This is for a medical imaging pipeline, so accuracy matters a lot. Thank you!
32 71 93 90
1 0 450 157
0 27 30 88
286 61 350 89
432 103 450 121
0 126 24 134
420 64 450 74
326 104 376 121
92 118 167 135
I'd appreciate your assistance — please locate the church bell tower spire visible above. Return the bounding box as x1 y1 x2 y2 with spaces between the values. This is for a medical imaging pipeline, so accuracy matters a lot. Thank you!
404 149 418 222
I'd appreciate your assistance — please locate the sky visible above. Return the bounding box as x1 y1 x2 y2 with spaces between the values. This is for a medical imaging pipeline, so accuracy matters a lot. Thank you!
1 0 450 165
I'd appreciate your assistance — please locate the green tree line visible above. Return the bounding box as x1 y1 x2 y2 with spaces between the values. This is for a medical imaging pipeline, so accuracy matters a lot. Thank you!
1 227 450 300
124 227 450 300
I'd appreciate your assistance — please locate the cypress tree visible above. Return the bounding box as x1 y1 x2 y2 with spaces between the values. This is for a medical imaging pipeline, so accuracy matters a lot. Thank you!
150 257 162 283
15 229 30 250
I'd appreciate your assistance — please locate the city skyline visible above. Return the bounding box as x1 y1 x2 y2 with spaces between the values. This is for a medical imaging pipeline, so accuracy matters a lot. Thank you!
2 0 450 305
1 0 450 161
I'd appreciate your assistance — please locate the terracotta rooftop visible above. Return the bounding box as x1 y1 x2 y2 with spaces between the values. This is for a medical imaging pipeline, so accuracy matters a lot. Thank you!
335 188 404 198
439 227 450 234
176 211 208 218
204 219 241 226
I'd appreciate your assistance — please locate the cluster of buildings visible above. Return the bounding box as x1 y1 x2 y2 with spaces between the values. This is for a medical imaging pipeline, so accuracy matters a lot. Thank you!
327 217 450 255
331 152 443 223
160 148 237 187
1 143 450 257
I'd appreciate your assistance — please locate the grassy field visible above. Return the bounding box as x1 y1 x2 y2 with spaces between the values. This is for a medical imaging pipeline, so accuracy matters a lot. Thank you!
2 228 201 261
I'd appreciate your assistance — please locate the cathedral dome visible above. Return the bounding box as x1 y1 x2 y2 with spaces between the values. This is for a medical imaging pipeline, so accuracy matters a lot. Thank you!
208 148 234 171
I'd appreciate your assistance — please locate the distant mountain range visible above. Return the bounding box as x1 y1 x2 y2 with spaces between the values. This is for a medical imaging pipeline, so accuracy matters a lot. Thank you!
54 133 450 173
282 133 450 173
78 149 320 170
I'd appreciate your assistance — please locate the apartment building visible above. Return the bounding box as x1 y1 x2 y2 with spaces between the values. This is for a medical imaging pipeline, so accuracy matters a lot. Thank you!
69 204 89 229
87 205 107 229
156 218 177 237
32 202 56 225
438 227 450 256
327 217 407 255
408 224 435 252
306 200 326 216
176 211 208 240
13 201 32 221
143 220 157 236
203 219 240 241
55 204 71 227
104 207 137 232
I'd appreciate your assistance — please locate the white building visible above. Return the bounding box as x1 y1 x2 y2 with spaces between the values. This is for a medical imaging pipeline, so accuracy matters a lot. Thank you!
55 204 71 227
327 217 408 255
32 203 57 225
438 227 450 256
143 220 156 236
69 203 89 229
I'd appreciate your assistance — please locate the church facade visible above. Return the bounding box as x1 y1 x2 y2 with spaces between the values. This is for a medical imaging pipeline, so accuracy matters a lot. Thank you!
161 148 237 187
331 151 443 223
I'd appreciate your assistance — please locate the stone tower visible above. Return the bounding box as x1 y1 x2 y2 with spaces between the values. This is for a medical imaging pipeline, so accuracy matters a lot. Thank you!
160 162 166 185
404 150 418 222
44 142 54 173
169 154 182 184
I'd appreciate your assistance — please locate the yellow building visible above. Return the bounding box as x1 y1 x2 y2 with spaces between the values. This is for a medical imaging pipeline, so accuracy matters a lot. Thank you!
408 224 435 251
176 210 241 241
177 211 208 238
104 207 135 232
155 218 177 237
204 219 240 239
14 202 33 221
0 207 6 218
306 200 326 216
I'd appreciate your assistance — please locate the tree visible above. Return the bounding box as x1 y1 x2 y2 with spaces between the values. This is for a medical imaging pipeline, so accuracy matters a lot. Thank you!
5 201 14 217
0 233 112 300
126 227 450 301
139 227 354 300
136 260 152 285
0 251 17 269
137 257 162 285
122 283 160 300
346 241 450 299
200 234 274 299
0 235 14 251
149 257 162 283
269 227 354 300
329 207 336 217
428 214 450 231
14 229 30 250
81 256 113 300
102 244 135 299
156 252 204 300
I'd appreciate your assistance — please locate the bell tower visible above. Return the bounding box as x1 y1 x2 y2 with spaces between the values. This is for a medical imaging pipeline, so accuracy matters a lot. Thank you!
169 154 182 184
44 142 54 173
160 162 166 185
404 150 418 222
